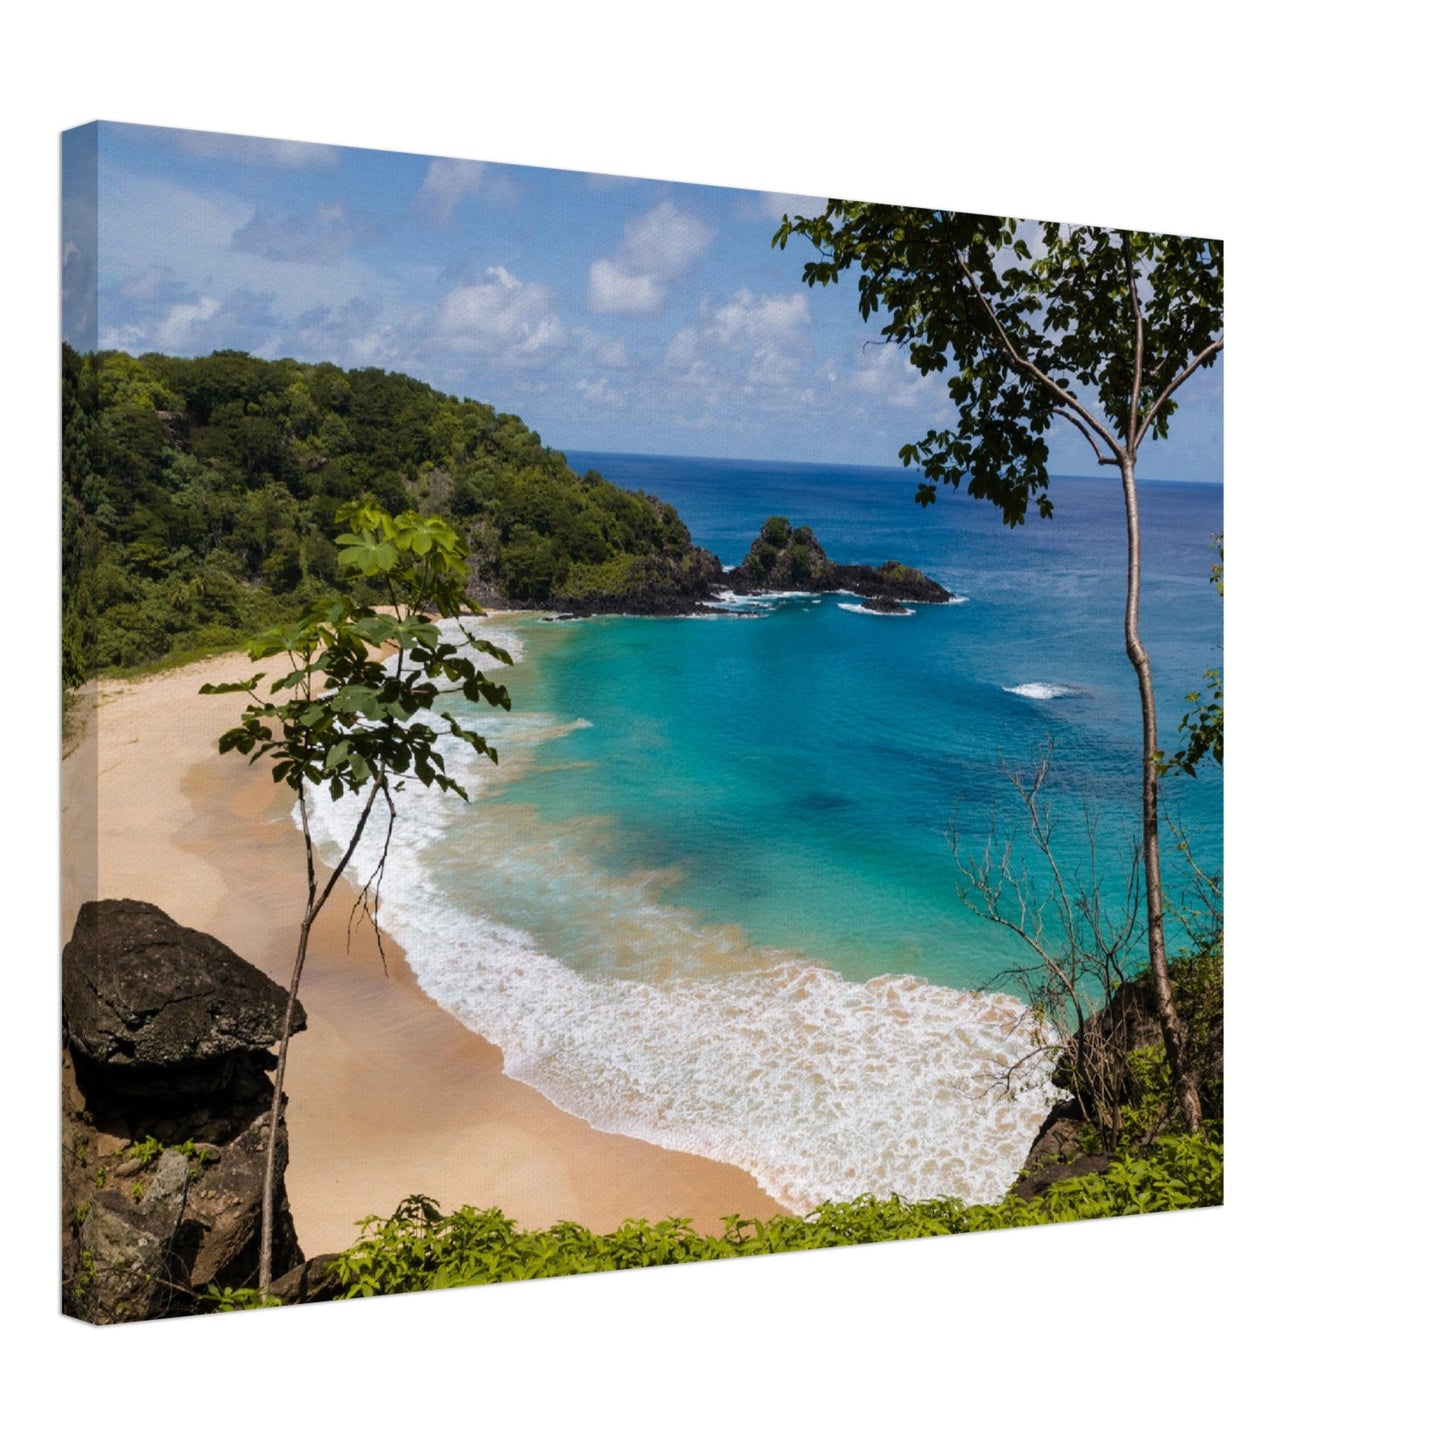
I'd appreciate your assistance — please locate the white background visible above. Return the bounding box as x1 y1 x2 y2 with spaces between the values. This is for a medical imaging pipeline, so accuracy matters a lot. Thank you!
6 3 1436 1438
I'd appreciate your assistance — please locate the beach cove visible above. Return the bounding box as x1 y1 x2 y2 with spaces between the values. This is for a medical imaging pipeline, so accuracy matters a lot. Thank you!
60 646 785 1258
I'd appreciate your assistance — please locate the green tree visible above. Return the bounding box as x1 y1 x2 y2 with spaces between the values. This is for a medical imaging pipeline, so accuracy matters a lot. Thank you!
774 207 1223 1131
202 502 513 1296
1161 535 1224 777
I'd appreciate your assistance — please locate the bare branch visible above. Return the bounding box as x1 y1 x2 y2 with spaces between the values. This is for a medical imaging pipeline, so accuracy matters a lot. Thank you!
1137 337 1224 441
951 751 1152 1147
349 780 399 975
1056 409 1120 467
310 774 386 924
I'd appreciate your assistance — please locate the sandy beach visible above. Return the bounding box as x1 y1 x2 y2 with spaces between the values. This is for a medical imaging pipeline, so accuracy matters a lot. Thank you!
60 648 785 1258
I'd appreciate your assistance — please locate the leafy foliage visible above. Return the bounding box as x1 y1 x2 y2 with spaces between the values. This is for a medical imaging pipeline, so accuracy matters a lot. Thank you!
202 502 511 806
203 502 513 1297
284 1136 1219 1303
774 207 1223 521
1160 535 1224 777
61 347 705 680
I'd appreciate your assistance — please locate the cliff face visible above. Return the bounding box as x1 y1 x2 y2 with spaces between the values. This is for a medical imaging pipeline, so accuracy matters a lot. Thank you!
62 900 309 1323
727 517 953 605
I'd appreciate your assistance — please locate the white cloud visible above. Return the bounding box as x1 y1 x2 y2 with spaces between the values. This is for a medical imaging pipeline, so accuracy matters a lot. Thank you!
416 158 487 223
102 295 221 353
664 289 809 376
588 200 714 313
231 202 375 263
707 290 809 349
659 289 813 419
593 335 628 370
576 376 624 407
588 258 662 315
437 266 566 364
752 191 828 222
847 341 951 411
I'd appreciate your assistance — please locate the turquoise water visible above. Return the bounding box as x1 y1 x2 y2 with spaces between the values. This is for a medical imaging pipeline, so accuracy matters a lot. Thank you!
507 454 1221 987
308 454 1222 1210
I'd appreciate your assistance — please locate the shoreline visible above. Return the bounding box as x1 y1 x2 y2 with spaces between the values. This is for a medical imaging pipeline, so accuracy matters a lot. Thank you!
60 648 786 1258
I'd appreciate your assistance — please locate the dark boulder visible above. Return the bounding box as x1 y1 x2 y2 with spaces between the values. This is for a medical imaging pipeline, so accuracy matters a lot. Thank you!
62 901 306 1323
1011 946 1225 1197
75 1150 192 1323
836 560 952 604
63 898 304 1097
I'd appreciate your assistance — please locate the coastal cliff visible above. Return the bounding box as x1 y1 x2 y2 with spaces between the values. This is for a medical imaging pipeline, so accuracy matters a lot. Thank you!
63 349 953 678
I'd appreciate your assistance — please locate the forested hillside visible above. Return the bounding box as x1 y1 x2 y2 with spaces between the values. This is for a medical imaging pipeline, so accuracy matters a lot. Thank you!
61 347 713 681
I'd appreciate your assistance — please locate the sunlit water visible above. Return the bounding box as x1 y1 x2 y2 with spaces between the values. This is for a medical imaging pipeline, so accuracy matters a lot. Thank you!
306 455 1222 1212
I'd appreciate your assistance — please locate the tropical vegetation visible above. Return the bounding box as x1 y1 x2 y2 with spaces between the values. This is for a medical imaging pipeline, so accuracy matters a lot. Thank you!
62 345 702 683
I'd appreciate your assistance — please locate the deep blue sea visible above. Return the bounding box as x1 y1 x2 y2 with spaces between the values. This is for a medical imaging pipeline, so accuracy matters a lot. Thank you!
310 452 1222 1212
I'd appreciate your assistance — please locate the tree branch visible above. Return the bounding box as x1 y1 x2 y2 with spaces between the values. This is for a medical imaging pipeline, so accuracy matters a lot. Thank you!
309 774 386 924
1055 408 1119 467
1138 337 1224 440
1124 234 1145 452
953 251 1124 462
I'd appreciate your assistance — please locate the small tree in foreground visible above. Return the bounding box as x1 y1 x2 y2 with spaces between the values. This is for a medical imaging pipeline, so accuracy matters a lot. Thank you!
202 502 512 1297
775 208 1223 1130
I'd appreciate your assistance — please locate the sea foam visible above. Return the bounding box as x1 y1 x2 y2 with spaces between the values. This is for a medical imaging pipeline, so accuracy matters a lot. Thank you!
838 601 916 617
302 692 1065 1214
1003 681 1080 700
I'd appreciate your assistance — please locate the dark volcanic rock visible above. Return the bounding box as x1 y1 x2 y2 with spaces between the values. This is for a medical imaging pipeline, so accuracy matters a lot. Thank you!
76 1150 193 1323
63 898 304 1096
62 902 306 1323
860 596 909 614
732 517 838 591
835 560 952 604
728 517 952 604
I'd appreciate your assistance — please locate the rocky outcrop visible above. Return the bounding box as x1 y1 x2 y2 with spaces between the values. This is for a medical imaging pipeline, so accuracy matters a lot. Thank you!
62 900 307 1324
64 899 303 1096
727 517 953 604
468 510 948 617
549 542 725 616
1013 949 1225 1194
467 494 726 618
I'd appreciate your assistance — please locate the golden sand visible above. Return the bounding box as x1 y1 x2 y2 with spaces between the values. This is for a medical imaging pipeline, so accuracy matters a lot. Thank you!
60 653 783 1256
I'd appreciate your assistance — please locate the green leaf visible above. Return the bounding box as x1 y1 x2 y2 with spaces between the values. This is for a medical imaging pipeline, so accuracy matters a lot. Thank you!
200 674 265 695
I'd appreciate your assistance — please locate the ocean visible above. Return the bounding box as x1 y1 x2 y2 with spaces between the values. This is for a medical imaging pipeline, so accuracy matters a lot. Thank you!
307 452 1223 1214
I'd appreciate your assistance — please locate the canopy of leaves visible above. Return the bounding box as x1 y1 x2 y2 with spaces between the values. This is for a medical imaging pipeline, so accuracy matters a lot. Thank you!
62 347 702 680
773 207 1223 522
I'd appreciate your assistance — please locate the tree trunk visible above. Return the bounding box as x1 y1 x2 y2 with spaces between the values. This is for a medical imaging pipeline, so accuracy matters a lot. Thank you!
1120 455 1203 1133
258 910 313 1297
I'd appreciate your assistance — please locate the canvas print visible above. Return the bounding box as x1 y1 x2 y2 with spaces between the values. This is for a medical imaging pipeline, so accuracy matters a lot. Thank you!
60 123 1223 1323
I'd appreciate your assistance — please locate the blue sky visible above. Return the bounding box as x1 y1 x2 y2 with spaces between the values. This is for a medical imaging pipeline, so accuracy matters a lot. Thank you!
64 121 1222 481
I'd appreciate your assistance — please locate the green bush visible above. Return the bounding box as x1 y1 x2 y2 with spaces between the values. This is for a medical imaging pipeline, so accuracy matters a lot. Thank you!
305 1134 1221 1302
760 515 791 546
